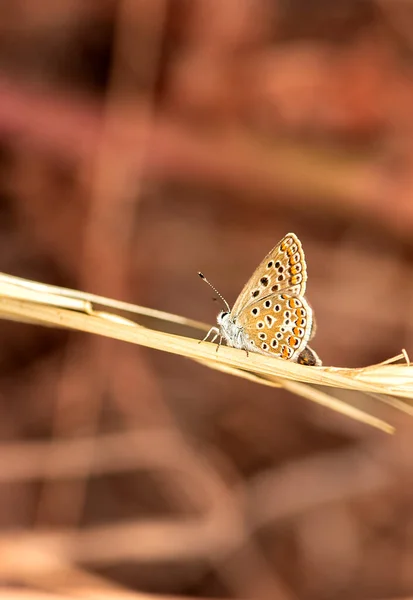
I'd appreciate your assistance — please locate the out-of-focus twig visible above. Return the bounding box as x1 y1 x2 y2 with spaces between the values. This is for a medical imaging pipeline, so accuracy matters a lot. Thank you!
35 0 167 527
0 75 412 237
249 444 391 528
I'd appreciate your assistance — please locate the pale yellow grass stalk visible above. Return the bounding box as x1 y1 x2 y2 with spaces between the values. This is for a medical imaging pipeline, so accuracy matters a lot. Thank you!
0 272 412 434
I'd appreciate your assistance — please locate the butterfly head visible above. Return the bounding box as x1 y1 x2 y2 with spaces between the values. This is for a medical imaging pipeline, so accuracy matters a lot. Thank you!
217 310 230 326
217 309 247 350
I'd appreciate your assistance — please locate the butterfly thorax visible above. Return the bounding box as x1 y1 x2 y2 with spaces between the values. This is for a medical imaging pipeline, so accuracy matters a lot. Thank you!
217 310 248 350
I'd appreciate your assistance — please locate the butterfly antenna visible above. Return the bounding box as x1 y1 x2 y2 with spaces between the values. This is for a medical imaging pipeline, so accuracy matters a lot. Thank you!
198 272 231 313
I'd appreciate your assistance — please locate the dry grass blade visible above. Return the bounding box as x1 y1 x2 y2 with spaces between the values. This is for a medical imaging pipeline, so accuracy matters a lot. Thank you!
0 273 412 433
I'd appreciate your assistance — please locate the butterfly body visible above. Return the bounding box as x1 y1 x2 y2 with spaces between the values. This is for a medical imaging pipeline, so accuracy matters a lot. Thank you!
201 233 321 366
217 310 250 353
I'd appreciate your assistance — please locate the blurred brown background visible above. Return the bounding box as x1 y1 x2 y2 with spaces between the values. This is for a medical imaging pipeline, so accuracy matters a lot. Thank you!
1 1 413 599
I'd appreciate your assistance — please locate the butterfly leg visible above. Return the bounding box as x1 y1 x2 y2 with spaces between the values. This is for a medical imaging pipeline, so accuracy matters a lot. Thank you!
199 326 220 344
199 327 225 353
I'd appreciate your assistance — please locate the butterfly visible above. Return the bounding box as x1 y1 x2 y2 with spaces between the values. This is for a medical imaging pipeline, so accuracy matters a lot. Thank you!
199 233 321 366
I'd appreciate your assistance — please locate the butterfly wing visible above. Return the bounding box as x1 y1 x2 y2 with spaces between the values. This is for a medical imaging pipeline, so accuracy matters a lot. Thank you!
236 292 314 362
232 233 307 318
297 345 322 366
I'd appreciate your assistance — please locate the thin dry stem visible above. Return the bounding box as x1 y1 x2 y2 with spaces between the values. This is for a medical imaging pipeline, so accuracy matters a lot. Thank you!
0 272 412 433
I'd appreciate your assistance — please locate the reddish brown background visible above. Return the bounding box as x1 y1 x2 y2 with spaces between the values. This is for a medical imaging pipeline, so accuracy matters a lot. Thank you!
1 1 413 599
